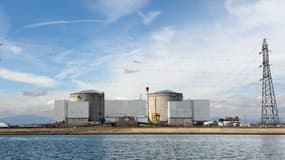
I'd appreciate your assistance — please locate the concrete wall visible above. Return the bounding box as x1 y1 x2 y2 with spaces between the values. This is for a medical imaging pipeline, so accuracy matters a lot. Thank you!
70 93 104 122
192 99 210 122
54 100 68 122
66 118 89 126
67 102 89 119
168 101 192 126
168 101 192 118
168 118 192 126
54 100 89 124
105 100 146 117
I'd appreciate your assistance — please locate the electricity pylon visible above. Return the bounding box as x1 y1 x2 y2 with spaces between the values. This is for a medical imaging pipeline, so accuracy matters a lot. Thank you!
260 38 279 126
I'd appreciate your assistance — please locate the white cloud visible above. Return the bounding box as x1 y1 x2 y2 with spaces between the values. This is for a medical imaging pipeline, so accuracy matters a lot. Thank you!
0 10 20 55
24 19 105 29
71 0 285 122
55 68 77 80
85 0 148 22
22 89 48 97
151 27 176 43
225 0 285 31
124 69 140 74
2 0 285 122
138 11 160 25
53 50 73 63
74 80 97 91
5 45 22 54
54 48 141 80
0 89 71 118
0 68 56 87
0 41 22 54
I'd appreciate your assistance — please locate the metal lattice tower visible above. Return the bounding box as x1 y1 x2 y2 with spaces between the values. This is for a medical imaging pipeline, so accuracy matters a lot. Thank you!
260 38 279 126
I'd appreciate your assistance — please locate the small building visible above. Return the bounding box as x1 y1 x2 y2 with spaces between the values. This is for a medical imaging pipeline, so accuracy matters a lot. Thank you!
168 101 192 126
115 116 138 127
218 116 240 127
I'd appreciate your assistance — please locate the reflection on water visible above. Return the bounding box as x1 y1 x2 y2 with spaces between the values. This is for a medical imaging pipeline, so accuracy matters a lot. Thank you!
261 135 284 159
0 135 285 159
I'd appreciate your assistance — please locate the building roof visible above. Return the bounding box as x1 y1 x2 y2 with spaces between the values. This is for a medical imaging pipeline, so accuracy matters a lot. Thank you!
152 90 181 94
71 90 104 94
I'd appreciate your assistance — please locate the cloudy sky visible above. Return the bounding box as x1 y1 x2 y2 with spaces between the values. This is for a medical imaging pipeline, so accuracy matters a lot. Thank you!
0 0 285 122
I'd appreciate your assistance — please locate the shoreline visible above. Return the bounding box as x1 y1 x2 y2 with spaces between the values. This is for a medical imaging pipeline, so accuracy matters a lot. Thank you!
0 127 285 135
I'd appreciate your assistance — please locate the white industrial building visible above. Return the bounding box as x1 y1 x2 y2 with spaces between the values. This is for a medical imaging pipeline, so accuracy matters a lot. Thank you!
167 99 210 126
54 89 210 126
70 90 104 122
168 101 192 126
147 90 210 126
54 100 68 122
105 99 146 117
105 99 147 123
191 99 210 122
148 90 183 123
54 100 89 126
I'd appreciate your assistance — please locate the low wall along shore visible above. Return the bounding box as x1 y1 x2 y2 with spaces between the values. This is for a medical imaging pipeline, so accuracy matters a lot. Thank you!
0 127 285 135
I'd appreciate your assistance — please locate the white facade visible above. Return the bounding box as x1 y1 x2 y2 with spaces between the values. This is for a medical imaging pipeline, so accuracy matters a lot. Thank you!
167 100 210 123
67 102 89 118
54 100 68 122
168 101 192 126
192 99 210 122
105 100 146 117
54 100 89 122
168 101 192 118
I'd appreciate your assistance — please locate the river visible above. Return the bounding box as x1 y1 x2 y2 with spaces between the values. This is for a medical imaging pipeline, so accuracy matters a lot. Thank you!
0 135 284 159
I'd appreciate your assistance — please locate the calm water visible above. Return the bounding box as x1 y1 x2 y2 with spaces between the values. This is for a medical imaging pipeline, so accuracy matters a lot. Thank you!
0 135 284 159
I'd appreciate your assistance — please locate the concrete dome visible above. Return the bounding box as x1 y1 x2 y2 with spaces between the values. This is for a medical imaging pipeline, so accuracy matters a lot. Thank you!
71 90 104 94
152 90 179 94
0 122 8 127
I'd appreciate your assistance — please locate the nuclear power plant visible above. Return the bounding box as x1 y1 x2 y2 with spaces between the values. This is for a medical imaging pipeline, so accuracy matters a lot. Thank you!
148 90 183 123
147 90 209 126
50 39 283 128
70 90 105 122
54 89 210 127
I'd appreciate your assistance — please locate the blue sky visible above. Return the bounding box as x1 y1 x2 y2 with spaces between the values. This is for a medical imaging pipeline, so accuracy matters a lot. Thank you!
1 0 285 122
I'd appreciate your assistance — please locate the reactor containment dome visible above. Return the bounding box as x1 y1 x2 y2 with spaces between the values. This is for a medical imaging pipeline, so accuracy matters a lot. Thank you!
148 90 183 123
70 90 104 122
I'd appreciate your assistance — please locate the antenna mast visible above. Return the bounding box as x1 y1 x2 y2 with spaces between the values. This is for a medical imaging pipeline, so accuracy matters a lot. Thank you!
260 38 279 126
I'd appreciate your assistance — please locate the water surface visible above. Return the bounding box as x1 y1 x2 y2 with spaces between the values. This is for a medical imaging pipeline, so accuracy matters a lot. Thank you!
0 135 284 159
